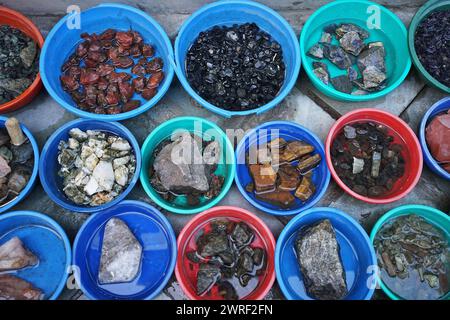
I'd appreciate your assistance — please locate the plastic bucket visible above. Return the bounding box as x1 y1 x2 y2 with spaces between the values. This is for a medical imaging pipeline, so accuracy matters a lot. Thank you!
300 0 411 101
370 204 450 300
325 108 423 204
235 121 330 216
0 6 44 113
0 116 39 213
140 116 235 215
174 0 301 117
419 97 450 180
275 207 376 300
39 118 141 213
40 3 174 121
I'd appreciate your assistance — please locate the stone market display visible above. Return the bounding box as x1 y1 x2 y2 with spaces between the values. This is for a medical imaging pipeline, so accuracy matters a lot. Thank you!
0 25 39 104
98 218 143 284
148 132 224 207
414 10 450 88
186 219 266 300
426 109 450 173
186 23 285 111
60 29 164 114
0 117 34 207
57 128 136 206
245 138 321 208
374 214 449 300
308 23 388 94
331 122 405 197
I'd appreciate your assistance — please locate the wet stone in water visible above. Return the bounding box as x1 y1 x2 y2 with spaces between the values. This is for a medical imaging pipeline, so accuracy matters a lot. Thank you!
0 26 39 104
295 219 348 300
331 122 405 198
149 133 224 207
246 137 322 209
188 219 266 299
331 75 353 94
57 128 136 206
374 215 449 300
185 23 285 111
98 218 142 284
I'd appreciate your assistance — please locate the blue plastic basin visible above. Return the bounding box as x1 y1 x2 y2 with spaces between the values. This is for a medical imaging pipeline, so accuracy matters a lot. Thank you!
235 121 330 216
275 207 377 300
419 97 450 180
72 200 177 300
0 211 71 300
174 0 301 117
0 116 39 213
39 118 141 213
40 3 174 121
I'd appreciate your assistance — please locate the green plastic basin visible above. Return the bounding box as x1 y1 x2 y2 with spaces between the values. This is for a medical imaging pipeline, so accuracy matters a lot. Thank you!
408 0 450 93
300 0 411 101
370 204 450 300
140 117 236 214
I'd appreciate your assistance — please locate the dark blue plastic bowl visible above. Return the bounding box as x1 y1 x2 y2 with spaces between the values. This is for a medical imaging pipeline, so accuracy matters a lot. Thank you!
39 118 141 213
174 0 301 118
40 3 174 121
275 207 376 300
0 116 39 213
235 121 330 216
72 200 177 300
0 211 71 300
419 97 450 180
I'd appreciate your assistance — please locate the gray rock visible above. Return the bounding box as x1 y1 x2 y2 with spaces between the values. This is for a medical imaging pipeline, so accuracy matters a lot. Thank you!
98 218 142 284
153 132 209 193
295 219 347 300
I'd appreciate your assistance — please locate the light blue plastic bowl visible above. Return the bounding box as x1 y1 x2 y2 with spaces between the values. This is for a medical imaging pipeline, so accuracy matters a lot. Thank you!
0 211 71 300
40 3 174 121
0 116 39 213
276 207 377 300
419 97 450 180
174 0 301 118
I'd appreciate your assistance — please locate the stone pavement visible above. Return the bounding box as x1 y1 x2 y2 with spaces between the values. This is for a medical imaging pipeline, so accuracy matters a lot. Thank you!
1 0 449 300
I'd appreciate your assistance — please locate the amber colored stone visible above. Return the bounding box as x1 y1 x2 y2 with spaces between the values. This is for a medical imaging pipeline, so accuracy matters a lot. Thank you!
249 164 277 193
256 190 296 208
295 176 316 202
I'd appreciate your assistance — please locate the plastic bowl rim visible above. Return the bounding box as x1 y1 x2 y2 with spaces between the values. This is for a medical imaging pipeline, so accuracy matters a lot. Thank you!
39 118 142 213
234 120 331 216
325 108 423 204
0 210 72 300
39 2 175 121
299 0 412 102
139 116 236 215
72 199 177 300
173 0 301 118
275 206 377 300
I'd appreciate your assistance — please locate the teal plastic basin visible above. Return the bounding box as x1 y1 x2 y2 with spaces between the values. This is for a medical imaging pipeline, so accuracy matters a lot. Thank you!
300 0 411 101
370 204 450 300
140 117 236 214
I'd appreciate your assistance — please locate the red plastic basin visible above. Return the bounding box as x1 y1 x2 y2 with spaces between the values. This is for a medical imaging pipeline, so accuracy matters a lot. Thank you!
175 206 276 300
0 6 44 113
325 108 423 204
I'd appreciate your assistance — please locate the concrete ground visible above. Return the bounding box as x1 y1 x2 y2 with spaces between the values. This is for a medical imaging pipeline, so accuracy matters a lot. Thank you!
1 0 449 300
